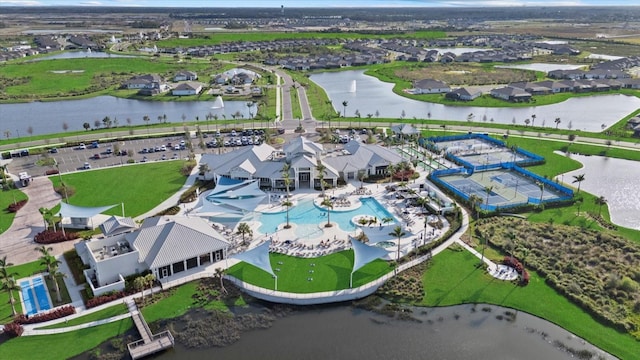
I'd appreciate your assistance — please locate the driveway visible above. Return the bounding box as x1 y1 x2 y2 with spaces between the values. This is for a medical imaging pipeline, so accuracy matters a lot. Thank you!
0 177 75 264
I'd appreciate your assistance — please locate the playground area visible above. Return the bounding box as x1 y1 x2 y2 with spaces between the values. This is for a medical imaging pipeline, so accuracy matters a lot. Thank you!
435 168 570 209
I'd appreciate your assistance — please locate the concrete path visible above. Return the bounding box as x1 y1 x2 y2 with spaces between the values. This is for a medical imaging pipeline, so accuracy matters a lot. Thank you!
0 177 79 264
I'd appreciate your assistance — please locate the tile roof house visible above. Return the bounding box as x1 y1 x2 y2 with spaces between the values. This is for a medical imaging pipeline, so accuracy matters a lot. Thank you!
172 82 204 96
413 79 451 94
445 87 482 101
490 86 532 102
174 70 198 81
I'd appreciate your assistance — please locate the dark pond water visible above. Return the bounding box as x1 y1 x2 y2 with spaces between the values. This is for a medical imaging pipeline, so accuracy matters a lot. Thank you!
0 96 255 136
152 304 614 360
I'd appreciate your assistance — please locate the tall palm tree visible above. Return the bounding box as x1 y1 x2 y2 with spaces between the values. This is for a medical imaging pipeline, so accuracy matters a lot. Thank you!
236 222 253 245
281 163 292 228
505 232 517 264
342 100 348 119
531 114 536 127
389 226 406 262
572 174 585 193
358 170 368 189
596 196 607 217
316 160 327 197
133 276 146 303
537 181 545 204
35 245 57 277
48 263 65 303
215 267 227 294
468 194 483 220
484 185 494 206
144 273 156 296
554 117 561 129
321 197 333 227
0 256 19 315
386 163 396 183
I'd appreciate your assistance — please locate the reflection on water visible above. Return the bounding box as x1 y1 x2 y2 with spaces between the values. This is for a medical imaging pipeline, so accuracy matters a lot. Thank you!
310 70 640 132
562 153 640 229
155 304 613 360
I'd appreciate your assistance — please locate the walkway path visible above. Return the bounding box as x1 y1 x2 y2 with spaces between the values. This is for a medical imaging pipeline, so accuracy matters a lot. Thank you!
0 177 74 264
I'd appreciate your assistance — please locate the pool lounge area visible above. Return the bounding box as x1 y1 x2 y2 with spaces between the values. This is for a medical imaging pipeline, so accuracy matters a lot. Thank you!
19 275 53 316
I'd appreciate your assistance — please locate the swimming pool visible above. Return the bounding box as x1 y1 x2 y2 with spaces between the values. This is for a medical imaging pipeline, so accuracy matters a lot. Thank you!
256 197 398 238
19 275 52 316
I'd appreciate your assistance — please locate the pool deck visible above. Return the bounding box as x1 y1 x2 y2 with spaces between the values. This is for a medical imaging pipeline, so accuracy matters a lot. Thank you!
223 175 447 260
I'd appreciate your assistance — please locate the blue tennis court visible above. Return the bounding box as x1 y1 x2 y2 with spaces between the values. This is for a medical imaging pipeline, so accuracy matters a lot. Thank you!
448 177 510 205
19 275 52 316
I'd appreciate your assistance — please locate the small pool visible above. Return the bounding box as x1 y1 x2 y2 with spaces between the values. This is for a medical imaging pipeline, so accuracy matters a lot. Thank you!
255 197 398 238
375 241 396 249
20 275 52 316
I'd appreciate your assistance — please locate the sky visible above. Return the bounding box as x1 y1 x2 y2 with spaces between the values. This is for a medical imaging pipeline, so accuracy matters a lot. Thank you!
0 0 634 7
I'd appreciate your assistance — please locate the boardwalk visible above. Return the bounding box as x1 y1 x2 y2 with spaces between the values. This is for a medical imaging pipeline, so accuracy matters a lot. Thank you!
126 300 174 360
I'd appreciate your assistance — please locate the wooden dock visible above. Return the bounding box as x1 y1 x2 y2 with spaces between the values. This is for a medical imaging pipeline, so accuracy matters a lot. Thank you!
126 300 174 359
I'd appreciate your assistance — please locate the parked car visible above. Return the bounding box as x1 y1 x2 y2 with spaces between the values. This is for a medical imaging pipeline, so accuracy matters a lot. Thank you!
49 148 58 154
78 143 86 150
105 148 113 154
141 148 149 153
173 144 180 150
160 145 167 151
141 156 148 163
82 162 91 169
277 128 285 134
93 154 101 159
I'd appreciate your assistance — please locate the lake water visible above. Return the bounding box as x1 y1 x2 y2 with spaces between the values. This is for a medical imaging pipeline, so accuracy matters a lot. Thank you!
426 47 491 55
562 152 640 230
310 70 640 132
0 96 255 136
496 63 585 72
154 304 614 360
31 51 135 61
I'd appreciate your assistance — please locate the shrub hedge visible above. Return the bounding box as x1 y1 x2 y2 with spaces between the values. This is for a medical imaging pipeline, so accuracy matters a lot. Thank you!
14 305 76 324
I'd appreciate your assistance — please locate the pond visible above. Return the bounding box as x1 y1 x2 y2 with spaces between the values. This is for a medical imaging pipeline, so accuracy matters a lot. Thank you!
310 70 640 132
561 152 640 230
31 51 135 61
0 96 256 136
151 304 613 360
496 63 585 72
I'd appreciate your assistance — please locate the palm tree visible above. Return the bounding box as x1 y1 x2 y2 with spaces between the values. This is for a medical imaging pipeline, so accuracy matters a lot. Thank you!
144 273 156 296
554 117 561 129
215 267 227 294
281 163 292 228
321 197 334 227
342 100 348 118
358 170 368 189
48 263 65 303
531 114 536 127
382 217 394 227
537 181 545 204
316 160 327 197
572 174 585 193
389 226 406 262
596 196 607 217
386 163 396 183
35 245 57 277
468 194 483 220
133 276 146 303
236 222 253 245
484 185 494 206
0 256 19 315
505 232 517 264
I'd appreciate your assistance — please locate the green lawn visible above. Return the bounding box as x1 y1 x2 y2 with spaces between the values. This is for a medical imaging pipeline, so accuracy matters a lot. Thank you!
49 161 187 217
227 251 393 292
422 247 640 360
141 281 226 323
0 318 133 360
0 188 28 236
36 303 129 329
0 261 47 324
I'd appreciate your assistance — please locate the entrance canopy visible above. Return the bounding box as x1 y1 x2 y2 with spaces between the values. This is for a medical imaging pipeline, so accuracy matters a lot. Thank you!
232 240 274 277
193 176 266 216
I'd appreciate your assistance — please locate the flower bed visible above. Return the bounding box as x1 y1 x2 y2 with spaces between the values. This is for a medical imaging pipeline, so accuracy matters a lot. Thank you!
86 291 126 309
34 230 80 244
14 305 76 325
3 322 24 337
7 199 27 213
502 256 529 285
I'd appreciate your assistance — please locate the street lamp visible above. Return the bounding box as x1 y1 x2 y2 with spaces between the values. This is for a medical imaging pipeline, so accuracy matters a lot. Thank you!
423 218 428 246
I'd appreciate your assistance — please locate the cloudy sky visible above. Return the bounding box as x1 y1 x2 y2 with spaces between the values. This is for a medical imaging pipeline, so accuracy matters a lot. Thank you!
0 0 633 7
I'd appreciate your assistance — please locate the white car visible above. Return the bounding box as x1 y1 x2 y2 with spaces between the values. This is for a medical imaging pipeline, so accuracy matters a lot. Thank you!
174 144 180 150
78 143 86 150
82 162 91 169
160 145 167 151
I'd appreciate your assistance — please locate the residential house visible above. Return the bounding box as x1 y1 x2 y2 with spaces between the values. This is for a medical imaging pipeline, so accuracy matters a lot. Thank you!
413 79 450 94
490 86 532 102
172 82 204 96
445 87 481 101
174 70 198 81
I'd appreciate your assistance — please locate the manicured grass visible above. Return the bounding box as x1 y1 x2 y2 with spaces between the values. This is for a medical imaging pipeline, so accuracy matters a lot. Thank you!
141 281 224 324
155 30 446 48
422 247 639 360
0 188 28 235
44 275 72 308
227 251 393 292
0 261 47 324
36 303 129 329
0 318 134 360
49 161 187 217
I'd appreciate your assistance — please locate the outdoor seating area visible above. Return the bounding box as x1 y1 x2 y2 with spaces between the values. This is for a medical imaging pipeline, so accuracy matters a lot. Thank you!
268 238 349 258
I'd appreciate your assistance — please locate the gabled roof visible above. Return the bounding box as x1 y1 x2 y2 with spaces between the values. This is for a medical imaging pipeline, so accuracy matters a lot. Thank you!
325 141 403 173
128 216 228 269
284 136 323 158
390 124 420 135
414 78 449 89
99 216 137 237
